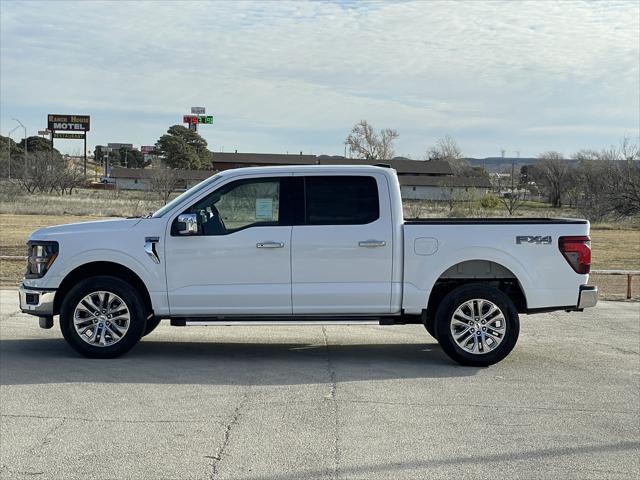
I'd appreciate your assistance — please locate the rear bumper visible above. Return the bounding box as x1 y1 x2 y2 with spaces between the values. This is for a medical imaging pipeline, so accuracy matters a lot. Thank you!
19 284 56 316
577 285 598 309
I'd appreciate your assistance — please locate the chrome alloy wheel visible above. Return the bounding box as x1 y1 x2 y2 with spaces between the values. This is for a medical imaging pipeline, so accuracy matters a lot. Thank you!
450 298 506 355
73 291 131 347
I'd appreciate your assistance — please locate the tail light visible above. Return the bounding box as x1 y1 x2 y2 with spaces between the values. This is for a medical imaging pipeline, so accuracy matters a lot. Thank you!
558 236 591 274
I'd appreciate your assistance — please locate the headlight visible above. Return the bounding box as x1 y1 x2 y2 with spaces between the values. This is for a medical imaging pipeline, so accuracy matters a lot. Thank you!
26 241 58 279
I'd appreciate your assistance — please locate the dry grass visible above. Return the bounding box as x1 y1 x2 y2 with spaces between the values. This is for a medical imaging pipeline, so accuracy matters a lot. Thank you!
0 214 106 285
0 214 105 256
0 182 166 217
590 228 640 271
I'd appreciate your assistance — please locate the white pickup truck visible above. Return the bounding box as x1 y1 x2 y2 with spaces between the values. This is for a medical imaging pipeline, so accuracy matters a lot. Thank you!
19 165 597 366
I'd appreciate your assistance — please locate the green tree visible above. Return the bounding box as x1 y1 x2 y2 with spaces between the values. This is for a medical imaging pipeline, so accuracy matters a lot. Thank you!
94 145 104 164
17 136 55 153
155 125 212 169
116 147 146 168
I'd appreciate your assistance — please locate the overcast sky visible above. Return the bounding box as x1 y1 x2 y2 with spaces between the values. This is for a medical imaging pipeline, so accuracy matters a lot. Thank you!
1 0 639 158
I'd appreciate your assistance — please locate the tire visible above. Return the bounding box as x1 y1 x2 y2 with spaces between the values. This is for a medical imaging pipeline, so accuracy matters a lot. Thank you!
435 283 519 367
424 317 437 339
60 276 146 358
143 316 162 337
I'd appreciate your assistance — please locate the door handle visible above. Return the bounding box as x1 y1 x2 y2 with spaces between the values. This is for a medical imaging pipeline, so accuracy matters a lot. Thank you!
256 241 285 249
358 240 386 248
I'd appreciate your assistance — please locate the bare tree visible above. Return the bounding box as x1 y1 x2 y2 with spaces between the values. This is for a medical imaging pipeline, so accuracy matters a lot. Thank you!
534 151 570 208
16 151 78 194
345 120 399 160
571 137 640 219
493 169 525 215
498 189 525 215
425 135 472 175
149 167 178 204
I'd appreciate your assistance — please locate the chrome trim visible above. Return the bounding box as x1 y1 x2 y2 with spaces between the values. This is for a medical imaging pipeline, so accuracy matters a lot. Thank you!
144 236 160 264
19 285 56 316
177 213 198 235
256 241 284 248
578 285 598 309
358 240 386 248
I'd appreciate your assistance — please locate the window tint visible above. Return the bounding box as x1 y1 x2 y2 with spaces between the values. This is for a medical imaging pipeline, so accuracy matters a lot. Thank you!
181 178 280 235
305 176 379 225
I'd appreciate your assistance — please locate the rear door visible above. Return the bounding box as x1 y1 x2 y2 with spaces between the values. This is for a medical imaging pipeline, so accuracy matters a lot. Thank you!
291 174 393 314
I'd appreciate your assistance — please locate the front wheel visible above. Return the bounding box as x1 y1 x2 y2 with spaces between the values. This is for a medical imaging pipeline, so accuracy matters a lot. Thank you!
435 284 519 366
60 276 146 358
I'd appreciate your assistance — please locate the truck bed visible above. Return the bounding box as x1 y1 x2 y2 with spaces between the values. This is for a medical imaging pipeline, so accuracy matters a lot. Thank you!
404 218 588 225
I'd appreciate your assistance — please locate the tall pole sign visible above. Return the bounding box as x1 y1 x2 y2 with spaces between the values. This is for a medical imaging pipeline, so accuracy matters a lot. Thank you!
183 107 213 132
47 114 91 176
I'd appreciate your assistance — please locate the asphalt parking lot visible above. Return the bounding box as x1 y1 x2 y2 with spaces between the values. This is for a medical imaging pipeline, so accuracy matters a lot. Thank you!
0 290 638 480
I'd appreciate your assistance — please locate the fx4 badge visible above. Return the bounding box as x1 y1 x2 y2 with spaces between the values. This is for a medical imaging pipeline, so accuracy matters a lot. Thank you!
516 235 552 245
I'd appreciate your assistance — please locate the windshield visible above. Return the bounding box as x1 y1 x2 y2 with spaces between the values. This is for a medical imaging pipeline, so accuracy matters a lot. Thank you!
152 173 222 218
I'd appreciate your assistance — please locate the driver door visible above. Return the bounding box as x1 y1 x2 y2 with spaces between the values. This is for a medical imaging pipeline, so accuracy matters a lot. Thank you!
164 176 293 316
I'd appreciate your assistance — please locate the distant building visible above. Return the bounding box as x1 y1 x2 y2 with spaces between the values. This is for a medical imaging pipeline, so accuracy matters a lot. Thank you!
109 151 490 200
109 166 212 191
400 175 492 201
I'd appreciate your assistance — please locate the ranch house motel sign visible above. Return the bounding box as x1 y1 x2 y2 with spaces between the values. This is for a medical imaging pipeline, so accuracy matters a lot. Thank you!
47 114 90 175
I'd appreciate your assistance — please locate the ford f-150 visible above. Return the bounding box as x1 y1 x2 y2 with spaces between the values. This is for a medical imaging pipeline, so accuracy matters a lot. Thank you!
19 165 598 366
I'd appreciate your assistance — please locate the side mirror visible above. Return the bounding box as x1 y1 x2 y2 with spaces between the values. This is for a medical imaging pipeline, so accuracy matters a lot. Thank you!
177 213 198 235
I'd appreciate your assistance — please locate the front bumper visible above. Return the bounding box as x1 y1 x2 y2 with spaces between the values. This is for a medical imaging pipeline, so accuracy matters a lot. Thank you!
577 285 598 309
19 284 56 316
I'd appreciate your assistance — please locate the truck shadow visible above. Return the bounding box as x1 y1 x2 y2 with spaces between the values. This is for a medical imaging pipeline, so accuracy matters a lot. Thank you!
0 336 479 386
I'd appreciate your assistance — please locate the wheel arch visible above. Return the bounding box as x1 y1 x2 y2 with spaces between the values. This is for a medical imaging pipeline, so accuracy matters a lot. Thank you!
424 260 528 322
53 261 153 316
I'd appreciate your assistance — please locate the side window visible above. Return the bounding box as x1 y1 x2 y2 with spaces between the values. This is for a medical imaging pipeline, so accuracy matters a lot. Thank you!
178 178 281 235
305 176 379 225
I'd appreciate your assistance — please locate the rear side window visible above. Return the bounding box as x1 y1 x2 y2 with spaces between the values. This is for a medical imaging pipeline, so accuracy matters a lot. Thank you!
305 176 379 225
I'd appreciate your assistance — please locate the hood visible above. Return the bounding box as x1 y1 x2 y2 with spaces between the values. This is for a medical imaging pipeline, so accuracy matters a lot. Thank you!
29 218 143 241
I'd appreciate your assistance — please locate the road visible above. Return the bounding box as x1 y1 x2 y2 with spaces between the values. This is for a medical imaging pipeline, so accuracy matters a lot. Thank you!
0 290 638 479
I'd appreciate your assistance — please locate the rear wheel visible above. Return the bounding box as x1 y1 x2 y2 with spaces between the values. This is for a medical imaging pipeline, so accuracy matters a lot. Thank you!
435 284 519 366
60 276 146 358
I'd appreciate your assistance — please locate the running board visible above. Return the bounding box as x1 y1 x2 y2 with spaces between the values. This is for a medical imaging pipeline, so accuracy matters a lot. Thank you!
170 317 397 327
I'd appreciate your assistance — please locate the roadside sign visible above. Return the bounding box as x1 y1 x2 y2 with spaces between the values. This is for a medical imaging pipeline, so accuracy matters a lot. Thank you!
47 114 90 132
53 132 85 139
107 143 133 150
183 109 213 132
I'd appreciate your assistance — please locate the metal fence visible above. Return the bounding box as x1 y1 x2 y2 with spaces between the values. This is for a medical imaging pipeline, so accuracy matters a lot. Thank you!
591 270 640 300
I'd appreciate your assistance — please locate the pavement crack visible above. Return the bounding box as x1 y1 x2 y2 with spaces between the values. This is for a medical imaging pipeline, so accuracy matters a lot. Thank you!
27 417 66 455
321 326 340 480
210 392 249 479
1 413 210 424
341 399 637 415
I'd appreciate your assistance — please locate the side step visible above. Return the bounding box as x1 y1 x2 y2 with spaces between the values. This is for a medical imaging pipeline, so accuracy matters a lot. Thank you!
170 317 398 327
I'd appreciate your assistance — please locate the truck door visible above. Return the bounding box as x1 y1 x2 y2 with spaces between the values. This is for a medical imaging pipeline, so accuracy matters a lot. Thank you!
291 174 393 314
164 176 294 316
